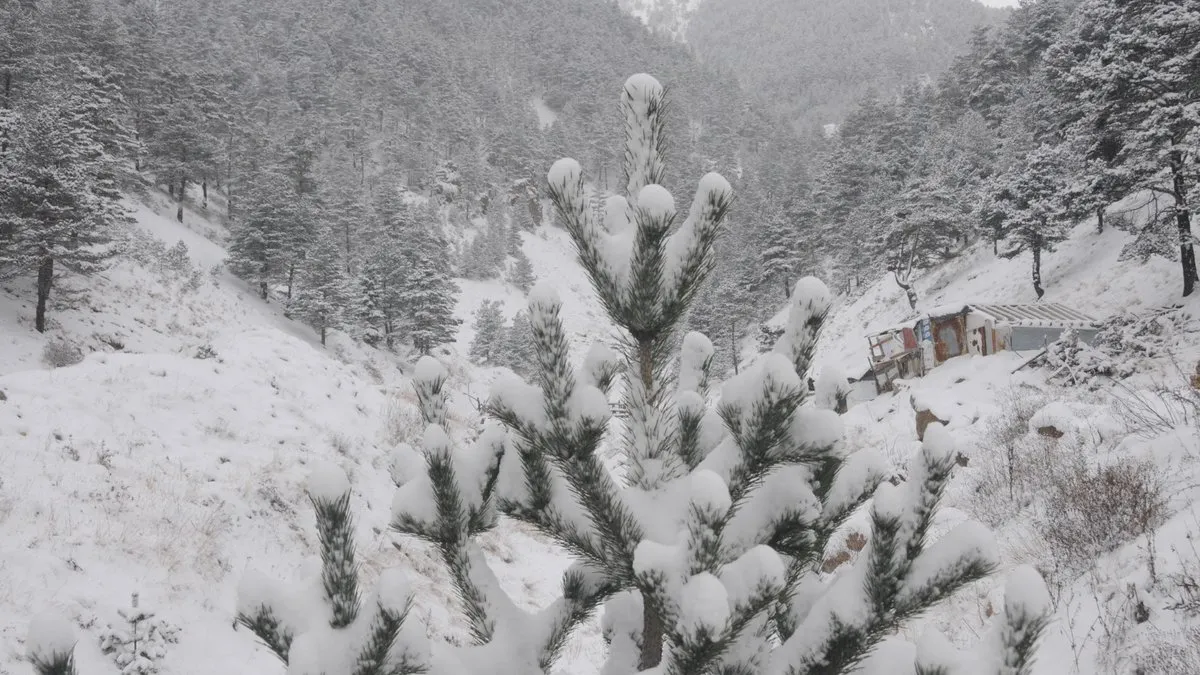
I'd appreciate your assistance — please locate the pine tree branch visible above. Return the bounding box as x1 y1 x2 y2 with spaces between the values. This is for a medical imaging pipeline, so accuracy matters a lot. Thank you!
312 491 360 629
236 606 293 663
352 602 419 675
29 652 77 675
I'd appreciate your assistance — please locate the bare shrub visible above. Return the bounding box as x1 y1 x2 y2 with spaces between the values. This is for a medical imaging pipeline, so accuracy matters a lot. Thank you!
329 431 355 456
1167 523 1200 617
1044 459 1168 575
1113 381 1199 440
384 393 421 446
42 339 84 368
968 387 1049 525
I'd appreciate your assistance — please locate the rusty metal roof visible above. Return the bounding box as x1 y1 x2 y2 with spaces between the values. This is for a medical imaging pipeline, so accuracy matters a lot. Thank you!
968 303 1098 329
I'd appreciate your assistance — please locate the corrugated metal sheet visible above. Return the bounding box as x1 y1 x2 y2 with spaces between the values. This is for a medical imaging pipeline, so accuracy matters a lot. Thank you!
968 303 1097 329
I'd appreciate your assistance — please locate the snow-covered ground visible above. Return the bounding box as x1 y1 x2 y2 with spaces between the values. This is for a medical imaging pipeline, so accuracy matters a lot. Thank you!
798 200 1200 672
2 186 1197 674
0 193 608 674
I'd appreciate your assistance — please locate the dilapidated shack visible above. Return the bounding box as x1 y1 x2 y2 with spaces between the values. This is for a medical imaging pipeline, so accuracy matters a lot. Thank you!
865 302 1100 393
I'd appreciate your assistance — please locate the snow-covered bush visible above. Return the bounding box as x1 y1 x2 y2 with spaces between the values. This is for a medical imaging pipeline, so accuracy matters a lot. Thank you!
1044 328 1115 387
1091 308 1192 377
42 339 84 368
98 594 180 675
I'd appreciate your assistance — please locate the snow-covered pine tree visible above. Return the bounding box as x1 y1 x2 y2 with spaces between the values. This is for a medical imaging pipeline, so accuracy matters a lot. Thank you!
507 249 536 294
497 310 536 376
397 209 459 354
226 168 296 300
505 213 523 256
289 224 350 346
469 299 506 364
387 74 1047 674
1047 0 1199 297
991 143 1071 299
98 593 180 675
236 462 429 675
0 66 129 332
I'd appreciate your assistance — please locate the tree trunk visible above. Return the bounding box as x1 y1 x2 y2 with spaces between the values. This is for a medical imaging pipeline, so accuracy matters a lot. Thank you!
730 320 739 375
1096 205 1105 234
782 276 791 300
1032 234 1045 300
320 326 327 346
1 70 9 154
177 175 186 223
35 256 53 333
202 178 208 209
286 263 295 300
893 271 918 309
1170 152 1198 297
635 336 665 670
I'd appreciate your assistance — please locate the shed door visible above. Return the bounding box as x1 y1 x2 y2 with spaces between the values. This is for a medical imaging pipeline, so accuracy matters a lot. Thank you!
936 321 960 362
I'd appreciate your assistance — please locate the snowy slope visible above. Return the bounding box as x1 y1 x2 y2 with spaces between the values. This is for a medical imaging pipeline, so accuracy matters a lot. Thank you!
614 0 701 42
0 194 607 675
798 204 1200 672
4 183 1197 675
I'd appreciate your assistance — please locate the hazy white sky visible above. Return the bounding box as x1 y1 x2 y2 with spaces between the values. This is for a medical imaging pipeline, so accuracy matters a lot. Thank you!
977 0 1020 7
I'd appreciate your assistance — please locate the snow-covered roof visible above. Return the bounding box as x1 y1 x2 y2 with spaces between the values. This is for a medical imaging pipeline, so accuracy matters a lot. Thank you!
968 303 1098 329
925 304 970 319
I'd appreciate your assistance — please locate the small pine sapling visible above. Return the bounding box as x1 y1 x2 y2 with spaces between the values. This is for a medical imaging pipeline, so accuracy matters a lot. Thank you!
98 593 179 675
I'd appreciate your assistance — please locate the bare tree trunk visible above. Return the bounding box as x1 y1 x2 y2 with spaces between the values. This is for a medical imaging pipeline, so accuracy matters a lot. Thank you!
1032 233 1045 300
176 175 186 223
730 320 739 375
1 69 10 154
202 177 208 210
35 256 53 333
1096 205 1105 234
893 271 918 309
1171 151 1198 297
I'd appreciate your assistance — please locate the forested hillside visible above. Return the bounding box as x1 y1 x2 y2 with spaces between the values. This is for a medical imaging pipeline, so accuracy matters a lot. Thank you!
687 0 1005 131
805 0 1199 311
0 0 805 362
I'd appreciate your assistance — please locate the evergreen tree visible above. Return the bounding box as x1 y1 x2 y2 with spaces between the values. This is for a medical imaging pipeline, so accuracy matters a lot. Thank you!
992 143 1072 299
497 309 535 376
290 225 350 346
397 209 460 354
1048 0 1200 296
385 74 1048 674
0 69 129 332
226 168 295 300
468 299 505 364
507 248 536 293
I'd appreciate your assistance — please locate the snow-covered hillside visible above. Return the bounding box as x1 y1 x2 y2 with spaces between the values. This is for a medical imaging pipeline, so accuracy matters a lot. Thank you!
614 0 700 42
0 195 610 675
3 186 1197 674
799 201 1200 672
